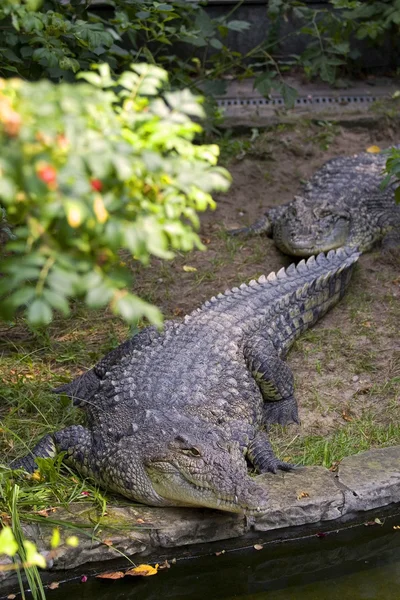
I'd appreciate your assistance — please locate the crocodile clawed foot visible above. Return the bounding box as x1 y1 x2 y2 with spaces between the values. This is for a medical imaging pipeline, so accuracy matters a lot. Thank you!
257 455 297 474
268 459 297 474
264 397 300 427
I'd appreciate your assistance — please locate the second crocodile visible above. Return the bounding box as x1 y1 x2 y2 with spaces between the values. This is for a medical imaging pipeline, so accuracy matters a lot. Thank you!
11 248 359 514
229 148 400 257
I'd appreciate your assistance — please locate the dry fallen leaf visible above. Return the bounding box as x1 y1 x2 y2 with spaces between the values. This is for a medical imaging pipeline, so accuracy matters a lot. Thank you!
182 265 197 273
297 491 310 500
1 512 12 527
48 582 59 590
342 411 353 422
7 594 16 599
96 571 125 580
158 560 171 570
36 507 56 518
136 518 145 524
253 544 263 551
125 564 158 577
366 145 381 153
102 539 113 547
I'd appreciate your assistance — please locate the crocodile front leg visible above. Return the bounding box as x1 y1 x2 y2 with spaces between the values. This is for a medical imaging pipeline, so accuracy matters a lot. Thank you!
244 337 300 426
228 205 288 237
228 214 273 237
247 430 293 474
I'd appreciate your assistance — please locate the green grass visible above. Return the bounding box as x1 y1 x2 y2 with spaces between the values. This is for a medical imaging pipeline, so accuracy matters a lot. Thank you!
271 414 400 469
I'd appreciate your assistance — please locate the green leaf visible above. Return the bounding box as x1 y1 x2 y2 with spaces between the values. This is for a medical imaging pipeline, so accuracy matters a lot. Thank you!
164 89 204 118
86 283 114 309
27 298 53 326
0 527 18 557
209 38 223 50
226 20 251 32
254 73 276 96
115 294 162 326
279 83 298 109
200 80 228 96
21 12 44 33
0 178 17 203
58 56 81 73
42 289 70 316
77 71 102 86
73 24 113 51
156 3 174 11
195 9 216 37
51 528 60 550
1 48 23 64
7 287 36 308
32 47 59 68
23 540 47 568
47 268 79 296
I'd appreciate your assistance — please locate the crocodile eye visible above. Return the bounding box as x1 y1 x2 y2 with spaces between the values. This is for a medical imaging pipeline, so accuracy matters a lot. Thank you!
181 447 201 457
189 447 201 457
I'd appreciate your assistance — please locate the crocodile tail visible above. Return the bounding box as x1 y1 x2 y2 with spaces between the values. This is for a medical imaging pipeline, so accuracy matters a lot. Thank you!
278 246 360 346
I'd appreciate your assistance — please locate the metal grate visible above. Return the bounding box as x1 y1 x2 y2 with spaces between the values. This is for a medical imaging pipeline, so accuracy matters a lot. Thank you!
216 94 378 108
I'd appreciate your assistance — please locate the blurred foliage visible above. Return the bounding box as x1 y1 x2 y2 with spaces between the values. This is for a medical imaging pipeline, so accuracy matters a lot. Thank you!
294 0 400 84
1 0 399 102
0 63 231 327
383 146 400 204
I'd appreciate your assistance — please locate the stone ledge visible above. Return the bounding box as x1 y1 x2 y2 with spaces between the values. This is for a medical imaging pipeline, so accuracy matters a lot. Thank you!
252 466 344 532
2 445 400 589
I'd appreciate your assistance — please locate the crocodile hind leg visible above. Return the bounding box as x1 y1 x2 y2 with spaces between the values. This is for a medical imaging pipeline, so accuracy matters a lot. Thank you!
10 425 93 474
247 430 294 474
244 338 300 426
381 228 400 254
10 434 57 472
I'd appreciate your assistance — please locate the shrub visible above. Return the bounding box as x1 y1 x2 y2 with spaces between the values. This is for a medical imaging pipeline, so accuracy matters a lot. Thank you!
0 63 231 327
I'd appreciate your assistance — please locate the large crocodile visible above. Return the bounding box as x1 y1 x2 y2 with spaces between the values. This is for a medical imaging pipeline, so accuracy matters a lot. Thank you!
11 248 359 514
229 148 400 257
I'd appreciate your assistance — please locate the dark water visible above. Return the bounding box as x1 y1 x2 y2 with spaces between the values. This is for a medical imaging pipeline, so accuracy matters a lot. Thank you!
11 514 400 600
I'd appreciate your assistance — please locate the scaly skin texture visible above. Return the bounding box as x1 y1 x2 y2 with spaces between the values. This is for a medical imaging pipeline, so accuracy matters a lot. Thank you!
230 148 400 257
11 248 360 514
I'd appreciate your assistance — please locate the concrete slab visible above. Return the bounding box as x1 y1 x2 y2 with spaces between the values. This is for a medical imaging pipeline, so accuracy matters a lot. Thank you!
253 466 344 531
338 446 400 513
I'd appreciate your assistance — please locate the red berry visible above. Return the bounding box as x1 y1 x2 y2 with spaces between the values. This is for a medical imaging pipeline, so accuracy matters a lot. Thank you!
37 164 57 188
90 179 103 192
